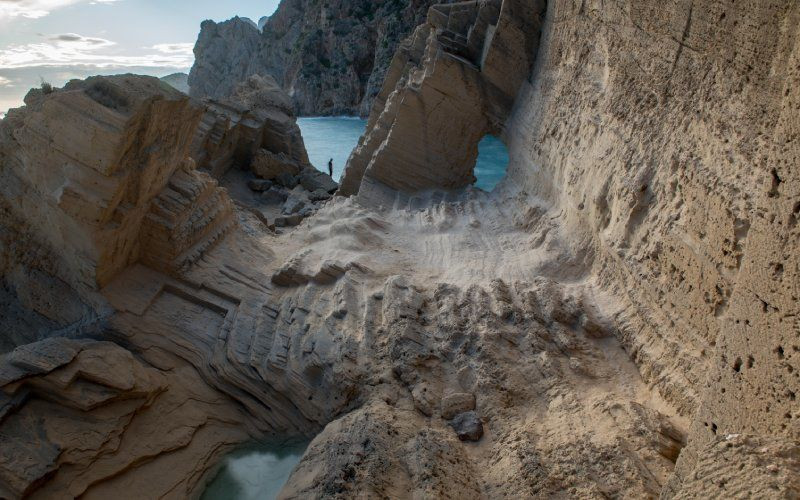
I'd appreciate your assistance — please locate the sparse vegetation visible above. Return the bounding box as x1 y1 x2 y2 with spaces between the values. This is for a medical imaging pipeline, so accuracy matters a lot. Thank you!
39 78 54 94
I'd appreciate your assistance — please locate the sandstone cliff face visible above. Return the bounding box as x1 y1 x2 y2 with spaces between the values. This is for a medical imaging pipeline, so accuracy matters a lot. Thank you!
1 0 798 498
191 74 309 178
339 0 799 495
189 1 455 116
340 0 544 197
0 76 205 292
0 76 256 499
500 1 800 494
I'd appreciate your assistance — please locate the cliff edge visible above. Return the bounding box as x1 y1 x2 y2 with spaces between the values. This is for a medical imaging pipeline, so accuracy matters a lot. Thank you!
189 1 456 116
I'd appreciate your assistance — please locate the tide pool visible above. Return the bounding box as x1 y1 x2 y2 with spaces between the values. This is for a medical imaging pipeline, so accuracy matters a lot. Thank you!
297 117 509 191
201 441 307 500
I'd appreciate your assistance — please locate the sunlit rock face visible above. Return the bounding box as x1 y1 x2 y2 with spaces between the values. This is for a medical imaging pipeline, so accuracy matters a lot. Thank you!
339 0 545 199
0 0 798 498
500 0 800 495
0 75 205 291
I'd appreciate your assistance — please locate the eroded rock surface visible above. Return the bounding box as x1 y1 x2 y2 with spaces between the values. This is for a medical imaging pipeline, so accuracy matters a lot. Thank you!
189 73 337 229
191 74 308 178
0 0 798 498
189 1 457 116
340 0 545 197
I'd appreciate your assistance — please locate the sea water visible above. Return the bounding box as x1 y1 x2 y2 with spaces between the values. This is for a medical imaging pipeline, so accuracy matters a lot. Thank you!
297 117 367 183
201 441 308 500
473 135 510 192
297 117 509 192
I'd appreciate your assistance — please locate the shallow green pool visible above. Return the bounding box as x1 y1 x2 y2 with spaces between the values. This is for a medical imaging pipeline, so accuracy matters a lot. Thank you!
201 441 308 500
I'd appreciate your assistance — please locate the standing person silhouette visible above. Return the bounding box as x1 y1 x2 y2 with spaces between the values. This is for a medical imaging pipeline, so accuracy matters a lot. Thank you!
328 158 334 177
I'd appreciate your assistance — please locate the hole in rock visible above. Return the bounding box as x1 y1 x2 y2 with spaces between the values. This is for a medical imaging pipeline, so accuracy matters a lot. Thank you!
201 440 309 500
298 116 367 182
473 135 510 192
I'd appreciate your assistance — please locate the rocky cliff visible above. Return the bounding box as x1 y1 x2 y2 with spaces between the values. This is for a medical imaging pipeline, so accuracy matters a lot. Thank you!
343 0 800 496
1 0 798 498
189 1 455 116
160 72 190 94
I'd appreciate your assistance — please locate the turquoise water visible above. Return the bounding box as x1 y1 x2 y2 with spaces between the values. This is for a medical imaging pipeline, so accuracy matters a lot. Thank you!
474 136 510 191
297 117 509 191
201 441 307 500
298 117 367 183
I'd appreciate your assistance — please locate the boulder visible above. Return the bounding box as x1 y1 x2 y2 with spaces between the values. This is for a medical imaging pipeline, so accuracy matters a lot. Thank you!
298 207 315 218
310 189 332 202
449 411 484 442
298 169 338 194
247 178 273 192
441 393 476 420
274 214 304 228
274 172 299 188
282 196 307 215
261 187 288 204
251 149 301 180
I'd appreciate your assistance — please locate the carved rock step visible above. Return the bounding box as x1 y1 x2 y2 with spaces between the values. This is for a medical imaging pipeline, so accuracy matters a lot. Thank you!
174 215 237 273
141 168 237 275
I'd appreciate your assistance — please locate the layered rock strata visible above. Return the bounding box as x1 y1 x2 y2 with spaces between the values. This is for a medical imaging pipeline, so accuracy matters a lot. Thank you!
0 75 209 292
191 74 308 178
498 1 800 495
0 76 256 498
189 74 338 229
0 0 798 498
339 0 545 197
189 1 457 116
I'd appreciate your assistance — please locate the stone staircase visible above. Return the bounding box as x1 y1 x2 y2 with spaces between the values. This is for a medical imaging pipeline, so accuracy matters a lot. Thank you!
140 168 236 275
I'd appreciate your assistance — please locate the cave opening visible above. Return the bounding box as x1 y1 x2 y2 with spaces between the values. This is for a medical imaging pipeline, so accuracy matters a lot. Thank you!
473 135 509 192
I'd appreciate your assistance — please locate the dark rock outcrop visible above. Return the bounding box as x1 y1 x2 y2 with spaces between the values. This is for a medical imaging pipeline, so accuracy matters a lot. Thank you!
449 411 484 442
189 1 457 116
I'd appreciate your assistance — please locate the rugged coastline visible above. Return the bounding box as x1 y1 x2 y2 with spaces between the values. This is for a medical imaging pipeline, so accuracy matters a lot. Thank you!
189 0 457 117
0 0 798 498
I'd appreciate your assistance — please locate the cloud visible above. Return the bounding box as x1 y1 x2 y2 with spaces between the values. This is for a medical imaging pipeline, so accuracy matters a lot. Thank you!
49 33 113 45
0 76 12 87
0 33 194 69
150 43 194 56
0 0 118 20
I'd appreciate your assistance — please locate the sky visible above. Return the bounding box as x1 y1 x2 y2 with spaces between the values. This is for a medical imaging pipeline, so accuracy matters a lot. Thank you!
0 0 280 116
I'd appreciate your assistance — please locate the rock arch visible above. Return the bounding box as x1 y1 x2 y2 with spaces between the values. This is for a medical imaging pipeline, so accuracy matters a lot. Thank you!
339 0 546 203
